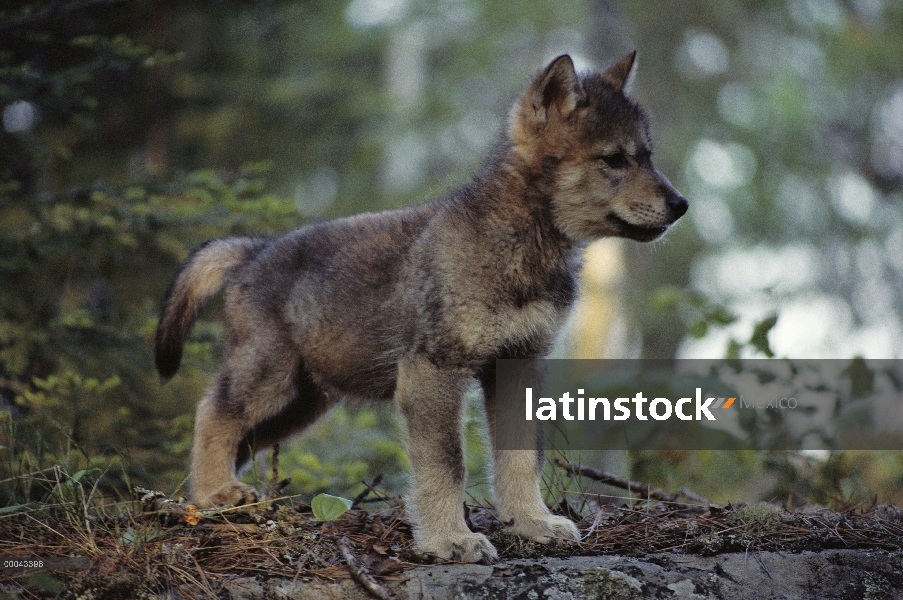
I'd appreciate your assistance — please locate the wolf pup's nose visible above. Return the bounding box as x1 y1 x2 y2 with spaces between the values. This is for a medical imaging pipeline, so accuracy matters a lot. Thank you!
667 193 689 219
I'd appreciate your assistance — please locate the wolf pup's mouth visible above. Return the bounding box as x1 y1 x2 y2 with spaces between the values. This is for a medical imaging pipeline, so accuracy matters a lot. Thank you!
607 214 668 242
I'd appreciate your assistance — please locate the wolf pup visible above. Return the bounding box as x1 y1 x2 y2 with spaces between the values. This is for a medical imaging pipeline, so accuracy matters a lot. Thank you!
156 52 687 564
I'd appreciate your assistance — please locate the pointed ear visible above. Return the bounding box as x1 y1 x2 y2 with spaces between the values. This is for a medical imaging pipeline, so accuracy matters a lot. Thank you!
527 54 583 123
601 51 637 94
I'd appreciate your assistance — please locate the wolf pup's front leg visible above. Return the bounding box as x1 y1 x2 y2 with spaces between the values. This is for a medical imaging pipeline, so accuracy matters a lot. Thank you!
481 363 580 545
494 450 579 542
395 355 498 564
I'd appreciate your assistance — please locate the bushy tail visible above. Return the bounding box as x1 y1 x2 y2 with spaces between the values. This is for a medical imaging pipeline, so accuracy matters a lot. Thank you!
155 238 263 381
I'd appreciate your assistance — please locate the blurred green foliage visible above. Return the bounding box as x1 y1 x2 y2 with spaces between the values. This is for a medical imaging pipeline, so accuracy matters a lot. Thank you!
1 0 902 510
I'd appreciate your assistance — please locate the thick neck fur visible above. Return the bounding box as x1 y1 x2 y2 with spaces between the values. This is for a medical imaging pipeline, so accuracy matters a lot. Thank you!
451 140 579 303
483 140 573 246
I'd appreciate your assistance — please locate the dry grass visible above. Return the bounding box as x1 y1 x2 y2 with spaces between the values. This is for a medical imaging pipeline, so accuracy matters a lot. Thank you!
1 465 902 599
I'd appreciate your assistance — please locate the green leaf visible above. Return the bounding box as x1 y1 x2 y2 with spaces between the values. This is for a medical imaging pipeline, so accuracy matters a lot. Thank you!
651 286 706 311
749 314 778 358
0 503 39 515
311 493 353 521
121 527 136 545
842 356 874 399
725 338 742 359
650 285 684 311
688 320 708 339
707 307 738 326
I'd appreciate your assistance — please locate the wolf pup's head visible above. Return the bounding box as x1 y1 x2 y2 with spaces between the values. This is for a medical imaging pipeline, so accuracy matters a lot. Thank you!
509 52 688 243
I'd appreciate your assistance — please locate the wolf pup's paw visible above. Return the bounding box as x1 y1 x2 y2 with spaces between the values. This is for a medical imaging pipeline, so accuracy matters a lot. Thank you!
506 514 580 544
416 530 499 564
194 482 260 509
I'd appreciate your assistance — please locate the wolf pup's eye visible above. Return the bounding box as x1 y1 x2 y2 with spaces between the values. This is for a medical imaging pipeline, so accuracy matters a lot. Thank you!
599 152 629 169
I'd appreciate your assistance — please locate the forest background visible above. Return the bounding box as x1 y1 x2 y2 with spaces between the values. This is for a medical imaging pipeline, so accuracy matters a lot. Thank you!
2 0 903 511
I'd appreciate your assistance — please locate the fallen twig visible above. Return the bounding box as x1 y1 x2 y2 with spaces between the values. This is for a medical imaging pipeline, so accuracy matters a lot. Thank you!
339 535 397 600
553 458 710 512
352 474 385 508
678 487 713 506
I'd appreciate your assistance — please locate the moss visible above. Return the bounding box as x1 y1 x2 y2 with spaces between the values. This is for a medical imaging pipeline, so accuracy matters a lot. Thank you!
579 567 643 599
487 530 580 559
863 572 890 600
686 532 725 556
61 573 157 600
728 503 783 529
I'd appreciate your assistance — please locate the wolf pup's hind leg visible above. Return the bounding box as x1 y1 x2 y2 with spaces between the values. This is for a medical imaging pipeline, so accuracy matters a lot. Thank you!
232 367 334 471
190 345 334 508
190 379 259 508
